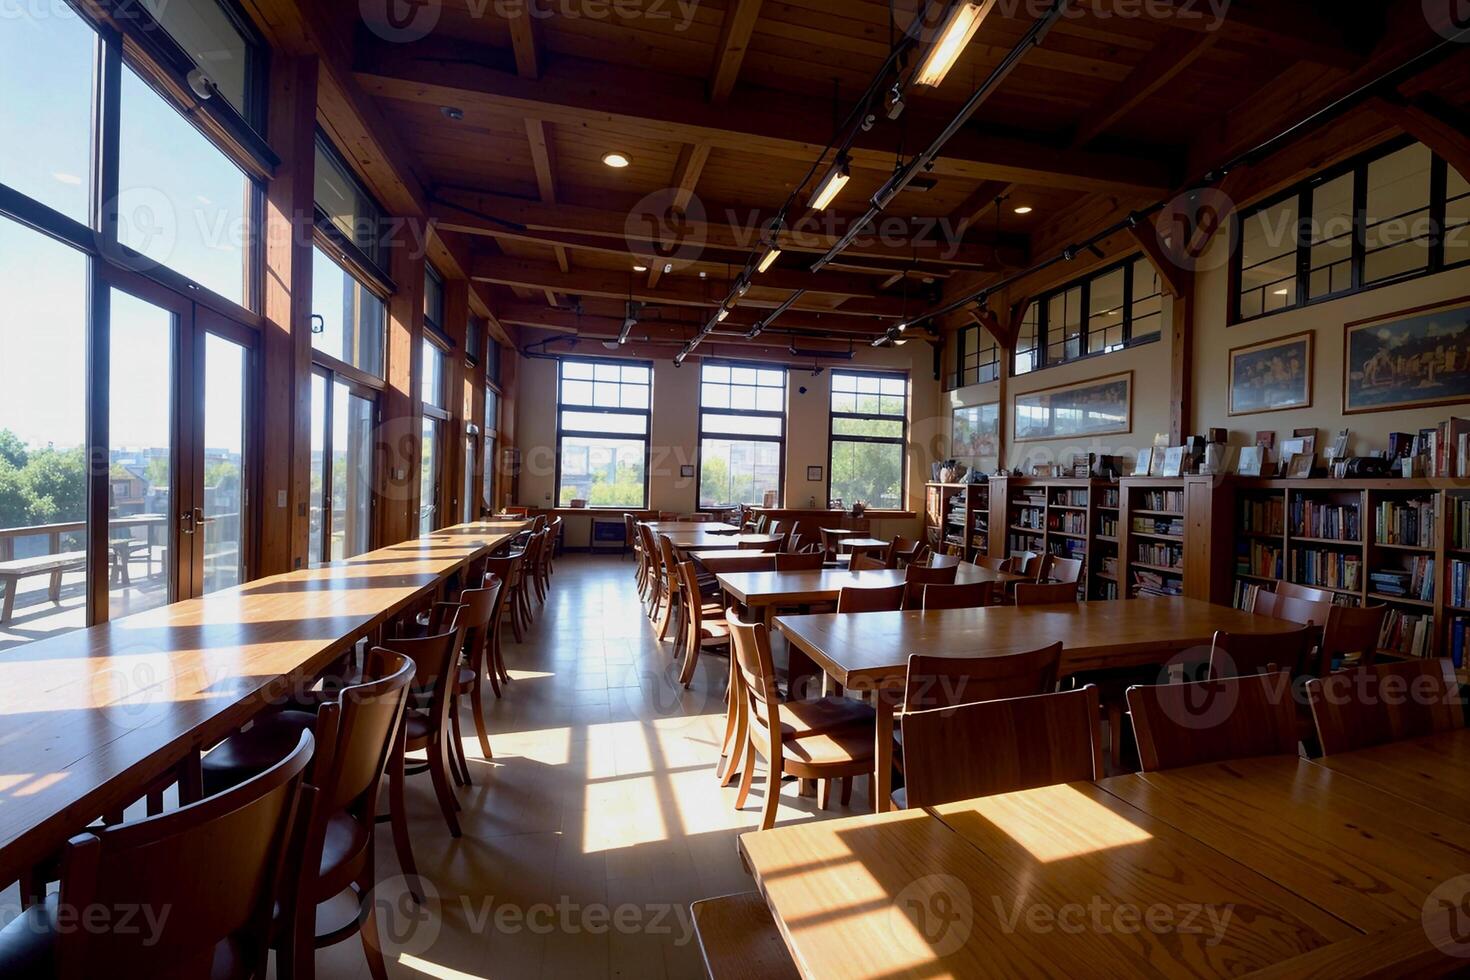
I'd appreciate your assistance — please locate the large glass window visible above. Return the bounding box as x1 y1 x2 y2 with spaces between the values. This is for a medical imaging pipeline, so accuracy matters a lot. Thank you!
698 363 785 510
1013 257 1163 375
144 0 258 121
309 371 375 564
483 388 499 511
556 359 651 508
0 5 95 223
949 324 999 389
314 136 383 265
420 339 449 533
118 67 253 307
829 372 907 510
1233 138 1468 322
421 339 446 408
311 246 386 377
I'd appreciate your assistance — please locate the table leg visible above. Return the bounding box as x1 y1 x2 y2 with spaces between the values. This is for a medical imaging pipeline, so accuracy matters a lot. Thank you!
873 691 894 813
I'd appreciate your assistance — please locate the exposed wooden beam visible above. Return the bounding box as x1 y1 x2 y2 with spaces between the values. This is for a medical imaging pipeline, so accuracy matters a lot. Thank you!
954 181 1016 234
1370 94 1470 190
1069 29 1218 148
523 118 571 285
710 0 763 103
499 300 894 336
648 142 713 288
1127 217 1191 301
505 0 542 80
354 41 1174 195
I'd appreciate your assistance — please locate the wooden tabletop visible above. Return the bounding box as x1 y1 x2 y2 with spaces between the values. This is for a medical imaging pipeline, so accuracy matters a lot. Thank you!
836 538 888 552
0 520 525 885
718 564 1017 609
774 597 1293 687
641 521 740 534
663 532 783 553
1308 728 1470 823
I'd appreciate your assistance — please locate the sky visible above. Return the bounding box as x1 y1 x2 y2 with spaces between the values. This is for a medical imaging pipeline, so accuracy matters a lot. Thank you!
1 5 247 457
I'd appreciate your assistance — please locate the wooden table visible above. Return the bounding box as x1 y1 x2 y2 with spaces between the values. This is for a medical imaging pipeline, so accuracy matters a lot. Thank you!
641 521 740 535
836 537 888 555
718 565 1018 620
1308 727 1470 822
740 753 1470 978
689 550 780 573
773 598 1297 811
0 520 526 886
662 532 783 554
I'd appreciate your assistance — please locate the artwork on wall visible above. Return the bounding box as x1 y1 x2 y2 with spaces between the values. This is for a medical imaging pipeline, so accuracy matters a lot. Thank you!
1228 331 1313 415
951 402 1000 470
1344 296 1470 413
1013 372 1132 443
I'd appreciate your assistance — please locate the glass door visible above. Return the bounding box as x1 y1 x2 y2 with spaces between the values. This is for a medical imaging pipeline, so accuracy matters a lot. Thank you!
192 318 253 595
309 367 377 565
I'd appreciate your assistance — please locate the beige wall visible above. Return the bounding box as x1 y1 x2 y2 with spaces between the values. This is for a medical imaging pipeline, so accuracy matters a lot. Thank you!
515 340 941 546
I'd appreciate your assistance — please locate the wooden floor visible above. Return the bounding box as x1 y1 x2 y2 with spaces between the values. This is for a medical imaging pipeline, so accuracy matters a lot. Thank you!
289 552 863 978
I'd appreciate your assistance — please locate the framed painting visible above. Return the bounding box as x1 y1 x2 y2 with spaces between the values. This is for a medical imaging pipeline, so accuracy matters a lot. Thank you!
1228 331 1313 415
1013 372 1132 443
951 402 999 470
1344 297 1470 413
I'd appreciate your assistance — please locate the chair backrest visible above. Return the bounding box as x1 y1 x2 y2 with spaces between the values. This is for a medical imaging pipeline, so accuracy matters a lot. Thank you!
976 556 1014 574
1275 581 1334 604
624 514 637 548
926 553 962 570
754 515 769 533
819 529 847 558
638 523 661 576
1307 658 1464 755
1276 594 1332 628
1321 603 1389 669
1013 551 1042 580
849 554 887 571
385 612 467 740
1251 589 1280 617
457 579 503 677
921 581 992 610
677 561 707 633
776 552 825 571
1042 555 1083 585
54 732 313 978
1014 581 1078 606
900 687 1103 808
315 648 414 817
785 533 805 554
1207 625 1320 680
890 536 921 563
1127 672 1300 771
837 584 906 613
903 641 1062 711
532 514 548 533
658 533 680 575
726 609 781 736
904 562 959 609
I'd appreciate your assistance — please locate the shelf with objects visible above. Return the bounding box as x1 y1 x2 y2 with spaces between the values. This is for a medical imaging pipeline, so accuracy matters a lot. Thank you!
923 482 990 562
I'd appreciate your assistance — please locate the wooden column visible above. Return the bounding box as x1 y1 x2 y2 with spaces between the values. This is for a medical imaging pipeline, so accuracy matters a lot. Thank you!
443 278 470 524
259 55 317 574
1168 287 1194 445
380 225 426 545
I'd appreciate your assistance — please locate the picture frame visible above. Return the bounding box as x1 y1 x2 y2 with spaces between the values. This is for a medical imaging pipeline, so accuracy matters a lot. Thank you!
1132 448 1153 476
1228 331 1313 415
1287 452 1315 479
806 465 823 482
1160 446 1186 478
1343 296 1470 414
1013 372 1132 443
680 464 695 478
951 403 1000 471
1237 446 1265 477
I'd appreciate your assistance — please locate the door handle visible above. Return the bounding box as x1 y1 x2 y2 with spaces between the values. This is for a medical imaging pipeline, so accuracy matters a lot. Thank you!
194 507 216 526
180 510 195 535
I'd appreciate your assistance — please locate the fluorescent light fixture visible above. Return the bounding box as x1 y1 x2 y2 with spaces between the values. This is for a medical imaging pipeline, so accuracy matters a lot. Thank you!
716 309 730 322
757 245 782 273
601 152 631 168
915 1 996 88
809 155 851 212
1013 205 1034 215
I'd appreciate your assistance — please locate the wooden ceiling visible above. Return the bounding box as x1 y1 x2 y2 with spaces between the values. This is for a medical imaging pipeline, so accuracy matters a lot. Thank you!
335 0 1449 351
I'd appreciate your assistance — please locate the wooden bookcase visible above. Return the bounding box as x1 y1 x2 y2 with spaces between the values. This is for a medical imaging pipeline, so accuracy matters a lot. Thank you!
992 477 1119 600
924 483 990 562
1120 478 1187 599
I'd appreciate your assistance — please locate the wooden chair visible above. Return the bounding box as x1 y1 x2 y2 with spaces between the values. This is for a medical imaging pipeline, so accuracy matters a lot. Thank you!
1041 555 1083 585
624 514 642 576
902 641 1062 712
818 529 849 561
0 731 312 979
1307 658 1464 755
1276 581 1335 604
1207 625 1321 680
1014 581 1078 606
726 610 876 828
454 581 503 764
903 563 959 609
678 561 731 688
775 552 825 571
976 556 1015 574
900 687 1103 808
742 538 784 553
1320 603 1389 670
385 616 469 847
921 581 993 610
836 584 906 613
638 523 665 620
691 892 800 980
926 553 963 570
479 556 518 695
1013 551 1043 580
1127 672 1301 772
889 536 924 567
849 554 887 571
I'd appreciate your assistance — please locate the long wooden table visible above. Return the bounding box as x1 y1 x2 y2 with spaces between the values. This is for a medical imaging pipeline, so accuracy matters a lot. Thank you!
0 520 526 886
642 521 740 534
663 532 783 554
772 598 1298 811
740 747 1470 978
718 565 1021 620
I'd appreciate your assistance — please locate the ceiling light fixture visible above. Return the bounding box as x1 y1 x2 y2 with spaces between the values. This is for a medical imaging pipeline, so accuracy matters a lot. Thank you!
633 264 648 272
914 0 998 88
809 154 851 212
440 106 464 121
716 308 730 322
757 246 782 273
601 152 632 169
1013 205 1033 215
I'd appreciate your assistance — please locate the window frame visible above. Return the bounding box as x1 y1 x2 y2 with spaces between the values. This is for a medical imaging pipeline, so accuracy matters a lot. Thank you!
695 360 788 511
1230 135 1469 325
308 240 389 387
554 356 653 510
827 369 909 511
309 366 380 565
948 324 1000 390
312 131 392 290
1011 255 1162 376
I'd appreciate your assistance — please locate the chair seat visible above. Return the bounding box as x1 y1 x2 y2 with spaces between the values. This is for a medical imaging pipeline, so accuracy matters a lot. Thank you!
404 710 432 743
0 894 244 979
779 726 875 766
776 696 876 739
691 892 800 980
891 787 908 809
457 665 479 690
200 709 317 794
318 812 372 893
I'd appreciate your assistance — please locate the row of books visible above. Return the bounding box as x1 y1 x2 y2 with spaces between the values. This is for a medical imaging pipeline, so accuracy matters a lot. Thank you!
1452 617 1469 669
1457 497 1470 551
1050 539 1086 560
1100 556 1119 577
1290 499 1360 541
1452 559 1470 609
1132 570 1183 597
1008 534 1040 554
1239 497 1285 535
1055 490 1089 507
1132 516 1184 536
1379 609 1434 658
1015 509 1045 529
1367 557 1435 602
1138 490 1184 513
1097 580 1120 600
1237 542 1284 579
1101 489 1120 508
1099 516 1118 537
1135 543 1183 569
1397 417 1470 479
1373 498 1436 547
1288 548 1362 592
1233 580 1268 612
1051 512 1087 535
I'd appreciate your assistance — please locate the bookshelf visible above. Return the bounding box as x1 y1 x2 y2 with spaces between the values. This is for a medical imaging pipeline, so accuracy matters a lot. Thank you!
1122 479 1187 598
1093 485 1121 601
1448 489 1470 666
992 477 1118 600
923 482 990 562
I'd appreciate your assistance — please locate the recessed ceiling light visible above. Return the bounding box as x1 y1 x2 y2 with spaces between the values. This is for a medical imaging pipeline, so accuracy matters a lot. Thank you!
602 152 631 169
1013 206 1033 215
440 106 464 121
633 264 648 272
698 271 708 279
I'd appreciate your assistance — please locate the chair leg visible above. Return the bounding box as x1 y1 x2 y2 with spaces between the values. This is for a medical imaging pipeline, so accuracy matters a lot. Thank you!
387 736 424 903
357 868 391 980
471 680 493 759
656 588 675 641
678 638 701 688
428 739 463 837
448 703 471 787
722 696 750 788
817 779 832 811
841 776 854 806
509 597 525 643
759 768 783 830
734 739 756 810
